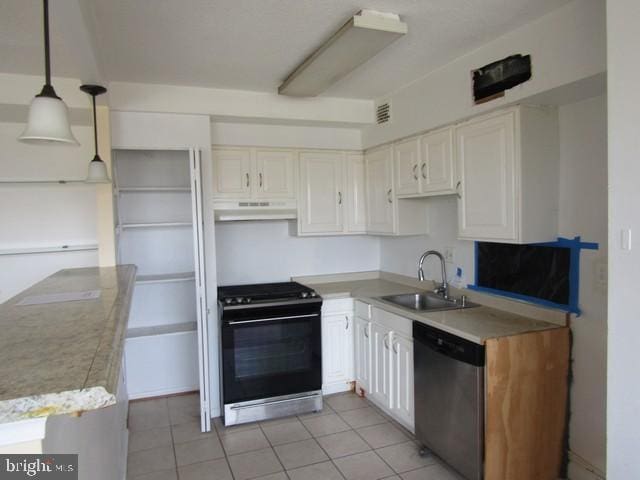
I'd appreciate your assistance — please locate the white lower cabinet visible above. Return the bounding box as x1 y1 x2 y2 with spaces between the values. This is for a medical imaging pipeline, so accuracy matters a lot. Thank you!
391 333 414 428
322 299 355 394
371 322 393 409
354 316 371 394
354 302 415 431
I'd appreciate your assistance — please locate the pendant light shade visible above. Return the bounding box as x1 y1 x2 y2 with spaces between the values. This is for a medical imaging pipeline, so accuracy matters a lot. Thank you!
80 84 111 184
19 0 78 145
86 155 111 183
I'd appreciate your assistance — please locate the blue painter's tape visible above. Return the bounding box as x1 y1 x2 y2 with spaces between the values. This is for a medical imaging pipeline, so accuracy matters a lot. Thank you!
472 236 598 315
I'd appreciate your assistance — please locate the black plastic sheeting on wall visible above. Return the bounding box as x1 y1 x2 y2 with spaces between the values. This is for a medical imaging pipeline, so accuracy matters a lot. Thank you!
476 242 570 305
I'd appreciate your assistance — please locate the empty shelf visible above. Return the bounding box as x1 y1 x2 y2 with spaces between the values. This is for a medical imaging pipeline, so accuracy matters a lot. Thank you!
0 244 98 256
136 272 196 285
119 222 192 229
126 321 197 339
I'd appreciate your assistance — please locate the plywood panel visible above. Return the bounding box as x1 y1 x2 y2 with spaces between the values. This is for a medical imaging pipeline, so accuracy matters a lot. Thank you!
485 327 569 480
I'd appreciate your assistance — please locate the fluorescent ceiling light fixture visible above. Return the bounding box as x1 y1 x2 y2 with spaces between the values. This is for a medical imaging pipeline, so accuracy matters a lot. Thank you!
279 10 407 97
19 0 78 145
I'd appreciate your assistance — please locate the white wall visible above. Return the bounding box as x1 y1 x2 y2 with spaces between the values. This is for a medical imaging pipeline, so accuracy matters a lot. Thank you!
379 196 474 286
108 81 373 126
0 122 99 303
362 0 606 149
211 122 362 150
215 221 380 285
606 1 640 478
557 95 607 480
378 96 608 478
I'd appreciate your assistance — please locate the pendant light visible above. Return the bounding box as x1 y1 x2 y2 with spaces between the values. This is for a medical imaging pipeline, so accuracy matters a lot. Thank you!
19 0 78 145
80 85 111 184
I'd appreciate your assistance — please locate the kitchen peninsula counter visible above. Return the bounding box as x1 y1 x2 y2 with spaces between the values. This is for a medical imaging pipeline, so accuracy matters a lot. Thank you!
0 265 136 424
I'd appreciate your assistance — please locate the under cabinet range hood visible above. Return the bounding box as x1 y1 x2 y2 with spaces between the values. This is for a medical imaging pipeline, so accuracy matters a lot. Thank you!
213 200 297 222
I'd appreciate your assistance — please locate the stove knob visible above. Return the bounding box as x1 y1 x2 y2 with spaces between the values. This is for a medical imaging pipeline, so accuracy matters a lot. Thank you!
224 298 233 305
245 297 252 304
235 297 244 304
300 292 309 298
310 291 318 298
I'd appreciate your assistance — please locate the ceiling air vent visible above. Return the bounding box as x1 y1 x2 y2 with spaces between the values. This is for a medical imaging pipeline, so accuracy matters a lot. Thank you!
376 101 391 125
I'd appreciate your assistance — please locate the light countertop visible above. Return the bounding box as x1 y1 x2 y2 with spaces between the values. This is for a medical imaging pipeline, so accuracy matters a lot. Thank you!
294 272 565 344
0 265 136 423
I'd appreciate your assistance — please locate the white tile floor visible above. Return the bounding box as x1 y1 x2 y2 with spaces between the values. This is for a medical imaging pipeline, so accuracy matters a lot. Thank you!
127 391 463 480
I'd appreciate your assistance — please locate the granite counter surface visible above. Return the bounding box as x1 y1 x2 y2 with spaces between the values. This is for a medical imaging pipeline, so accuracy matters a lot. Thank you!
0 265 136 423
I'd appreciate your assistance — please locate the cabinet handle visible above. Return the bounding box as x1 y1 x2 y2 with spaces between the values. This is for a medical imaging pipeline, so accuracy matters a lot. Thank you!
412 164 418 181
455 181 462 199
364 326 369 338
246 173 250 187
259 173 263 188
387 189 393 204
393 342 399 354
384 334 390 350
338 191 343 205
421 163 427 179
345 316 349 330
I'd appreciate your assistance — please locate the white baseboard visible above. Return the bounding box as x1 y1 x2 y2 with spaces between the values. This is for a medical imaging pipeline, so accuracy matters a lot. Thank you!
322 382 352 395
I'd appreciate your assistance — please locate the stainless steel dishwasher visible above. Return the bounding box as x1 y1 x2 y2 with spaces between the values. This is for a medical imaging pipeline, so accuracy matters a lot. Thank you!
413 321 485 480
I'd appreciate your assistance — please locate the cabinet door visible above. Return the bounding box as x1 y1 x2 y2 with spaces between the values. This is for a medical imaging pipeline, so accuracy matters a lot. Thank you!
392 334 414 429
420 127 455 194
354 317 371 393
299 151 344 234
345 153 367 233
322 312 354 387
212 147 252 198
456 112 517 241
365 146 395 234
394 138 421 195
371 323 393 409
255 149 296 199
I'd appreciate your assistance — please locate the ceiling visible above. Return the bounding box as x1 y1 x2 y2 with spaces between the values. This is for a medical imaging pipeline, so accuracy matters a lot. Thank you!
1 0 571 100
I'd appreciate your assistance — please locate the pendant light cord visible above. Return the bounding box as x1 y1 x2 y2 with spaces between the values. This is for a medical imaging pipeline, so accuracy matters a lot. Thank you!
92 94 98 157
43 0 51 87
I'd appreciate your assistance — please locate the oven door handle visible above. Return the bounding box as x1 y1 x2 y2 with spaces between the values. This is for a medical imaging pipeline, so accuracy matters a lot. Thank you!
227 313 319 325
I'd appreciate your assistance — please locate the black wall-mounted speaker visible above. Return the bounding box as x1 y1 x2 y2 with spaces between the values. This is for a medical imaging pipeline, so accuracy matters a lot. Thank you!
473 54 532 103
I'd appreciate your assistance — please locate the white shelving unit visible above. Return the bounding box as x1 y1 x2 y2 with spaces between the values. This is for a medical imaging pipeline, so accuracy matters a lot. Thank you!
113 149 203 400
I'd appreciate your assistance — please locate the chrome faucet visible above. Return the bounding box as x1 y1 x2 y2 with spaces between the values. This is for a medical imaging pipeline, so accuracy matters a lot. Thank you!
418 250 449 299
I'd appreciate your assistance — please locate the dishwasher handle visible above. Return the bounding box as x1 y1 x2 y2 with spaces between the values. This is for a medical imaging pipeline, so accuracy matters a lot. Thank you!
413 321 485 367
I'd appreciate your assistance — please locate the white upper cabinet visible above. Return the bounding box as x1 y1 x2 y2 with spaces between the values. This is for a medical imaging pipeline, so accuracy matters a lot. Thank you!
298 151 367 236
366 145 429 236
394 137 421 196
420 127 455 194
212 147 252 198
456 106 559 243
393 128 455 197
365 145 395 234
298 151 344 234
345 153 367 234
255 149 296 199
213 147 296 200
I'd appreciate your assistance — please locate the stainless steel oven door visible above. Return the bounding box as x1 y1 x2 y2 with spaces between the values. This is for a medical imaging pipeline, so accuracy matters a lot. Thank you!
221 306 322 405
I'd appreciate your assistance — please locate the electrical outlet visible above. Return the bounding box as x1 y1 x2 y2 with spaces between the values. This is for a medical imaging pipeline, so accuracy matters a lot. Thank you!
444 246 454 262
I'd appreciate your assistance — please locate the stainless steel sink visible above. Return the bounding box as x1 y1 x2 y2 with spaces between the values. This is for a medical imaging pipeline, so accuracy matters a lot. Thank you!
378 292 479 313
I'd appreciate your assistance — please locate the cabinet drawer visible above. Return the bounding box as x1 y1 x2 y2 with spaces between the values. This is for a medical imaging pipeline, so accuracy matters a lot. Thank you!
355 300 372 319
372 307 412 337
322 298 354 314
